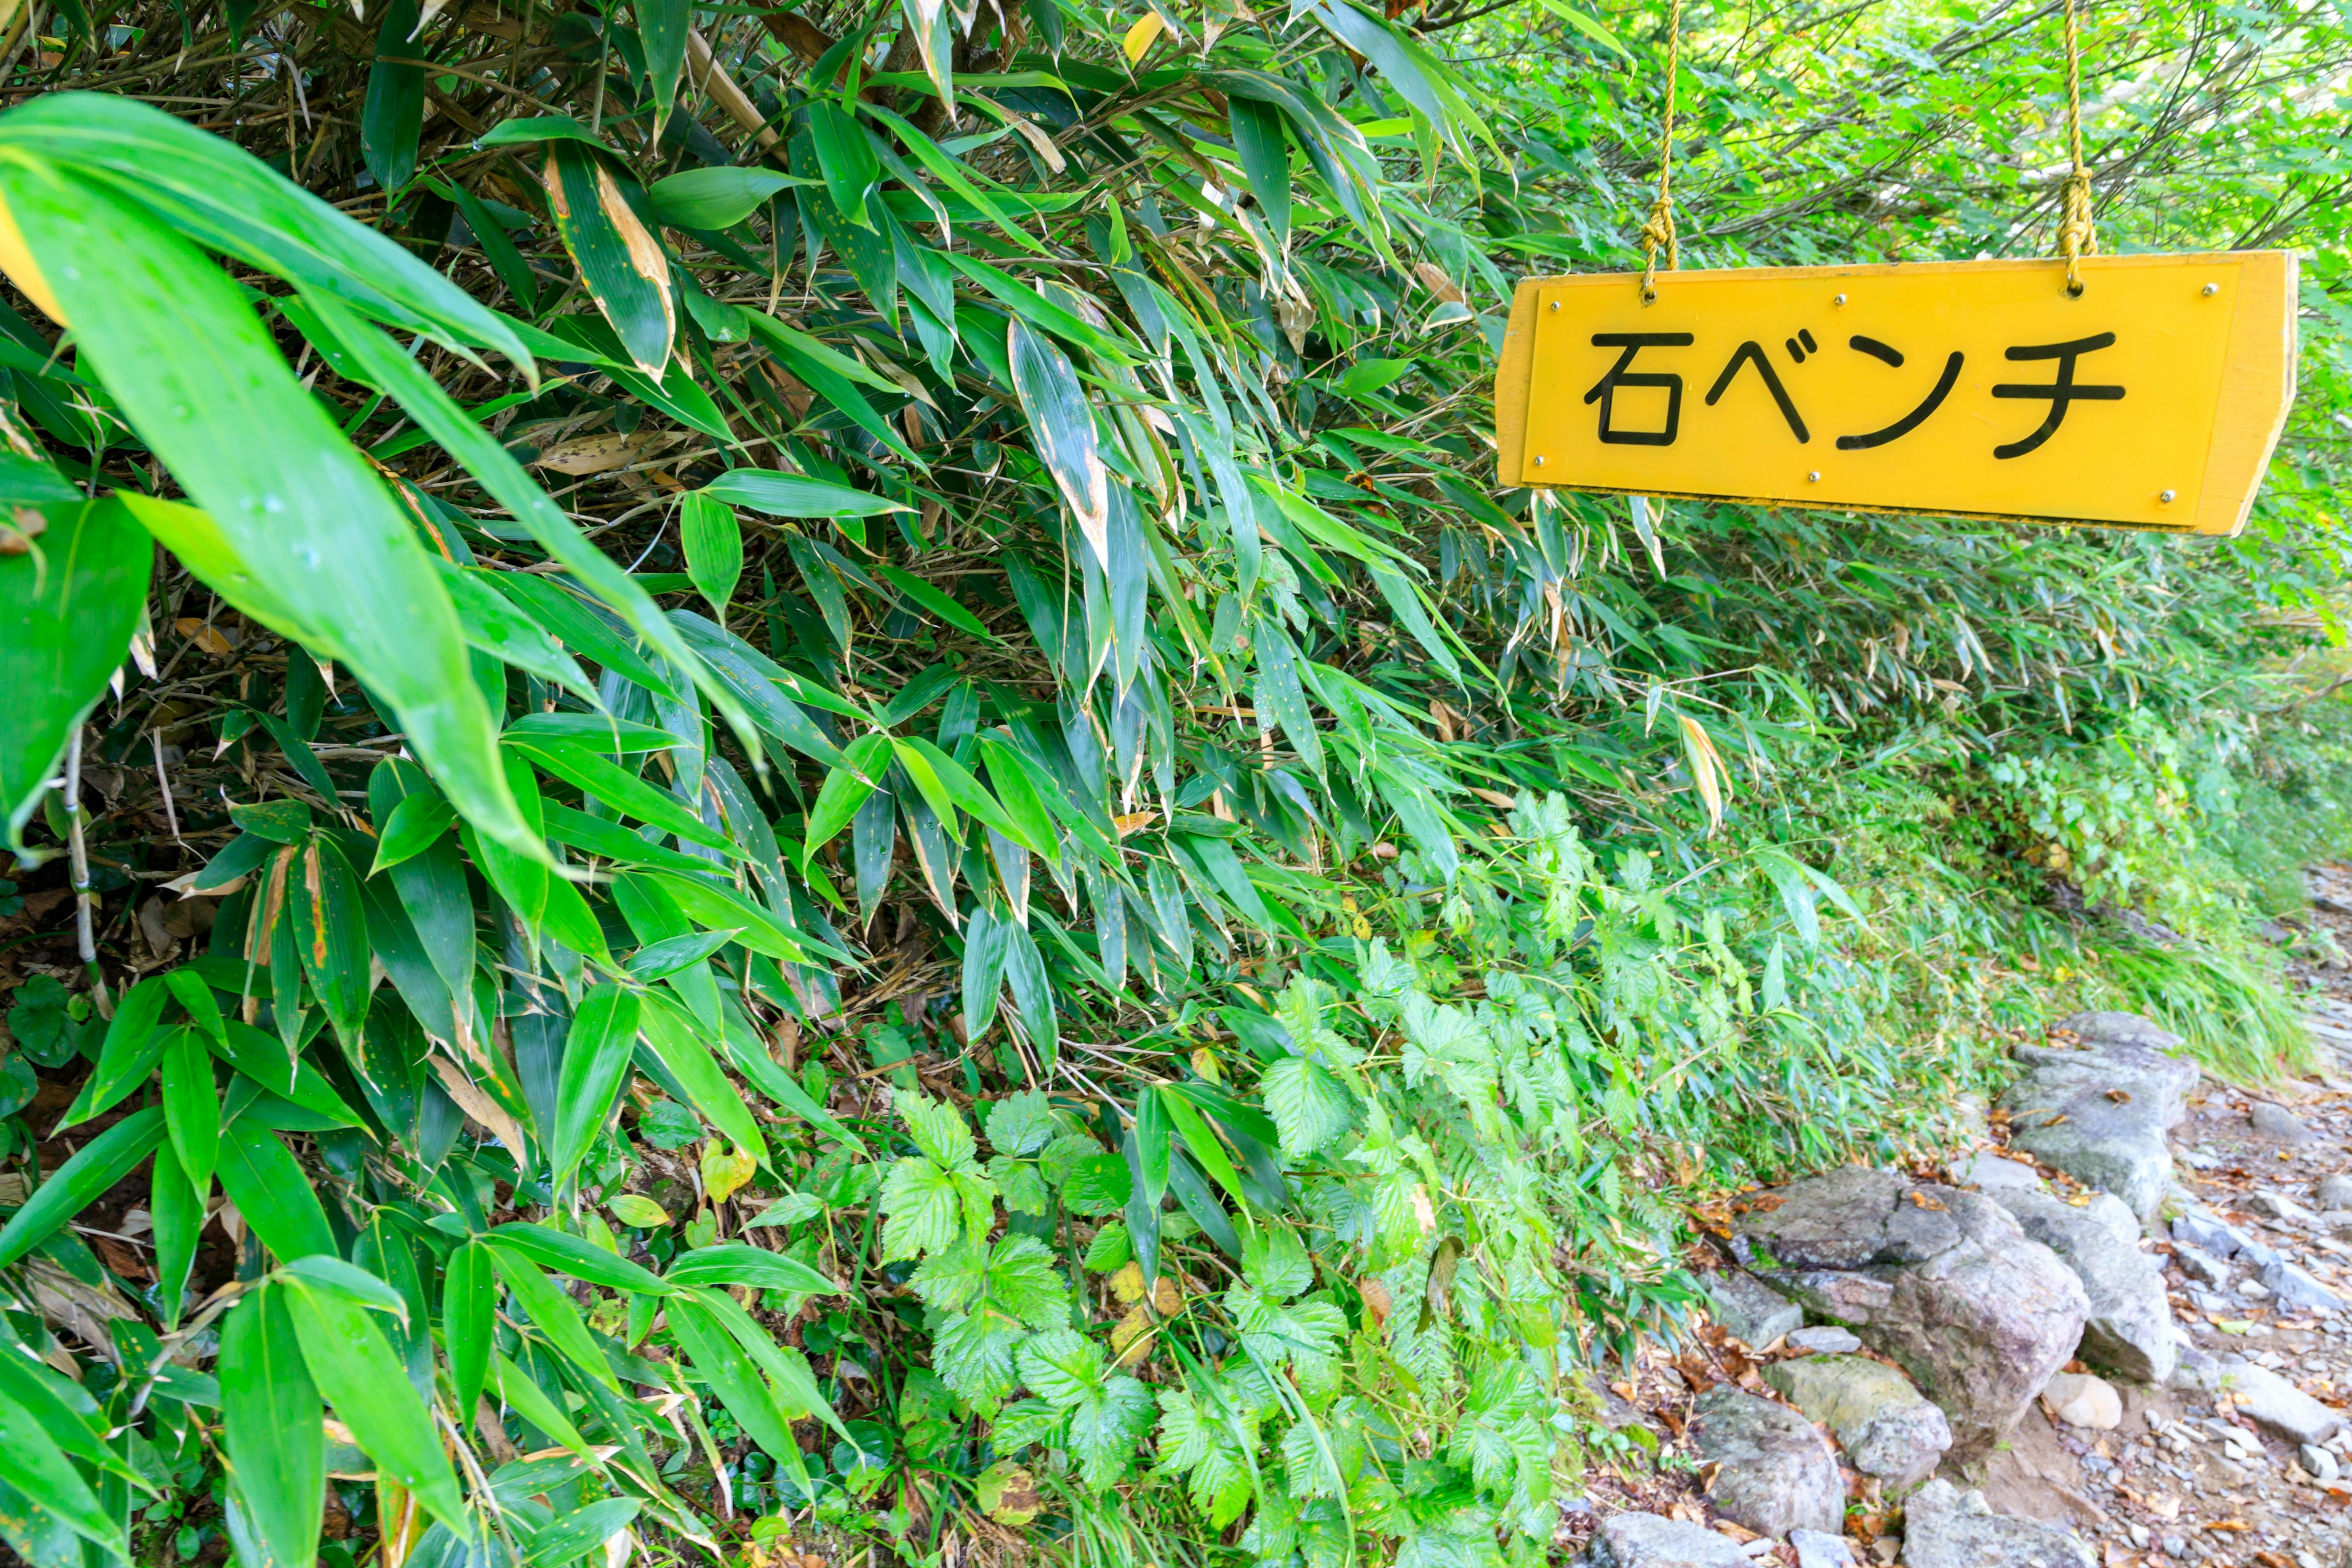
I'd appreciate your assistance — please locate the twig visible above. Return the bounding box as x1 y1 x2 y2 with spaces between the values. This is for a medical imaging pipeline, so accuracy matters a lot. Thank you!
62 726 109 1017
150 726 183 845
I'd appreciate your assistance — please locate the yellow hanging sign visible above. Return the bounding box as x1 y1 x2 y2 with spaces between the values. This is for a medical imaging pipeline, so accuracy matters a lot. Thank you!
1494 252 2297 535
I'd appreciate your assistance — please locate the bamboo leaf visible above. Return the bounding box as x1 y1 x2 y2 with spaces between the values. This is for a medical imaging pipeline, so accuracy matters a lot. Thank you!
284 1274 468 1532
542 140 675 377
549 983 643 1193
0 498 149 851
363 0 425 195
1008 320 1108 568
680 491 743 622
0 168 539 861
649 167 813 230
0 1106 165 1266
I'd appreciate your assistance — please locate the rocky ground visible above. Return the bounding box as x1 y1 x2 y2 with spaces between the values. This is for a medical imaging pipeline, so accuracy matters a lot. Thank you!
1561 869 2352 1568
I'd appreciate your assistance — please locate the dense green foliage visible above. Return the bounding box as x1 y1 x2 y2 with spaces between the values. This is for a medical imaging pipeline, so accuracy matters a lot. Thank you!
0 0 2347 1562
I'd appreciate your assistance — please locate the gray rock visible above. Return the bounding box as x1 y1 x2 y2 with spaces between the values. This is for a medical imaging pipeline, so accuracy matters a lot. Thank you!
2168 1342 2223 1395
2172 1207 2275 1266
1735 1169 2088 1457
1950 1150 2043 1193
1791 1532 1856 1568
2219 1362 2346 1445
2251 1101 2317 1143
2080 1191 2143 1243
2318 1174 2352 1210
1691 1388 1843 1537
1899 1479 2095 1568
1796 1532 1853 1568
2173 1244 2230 1287
2173 1207 2243 1256
2248 1189 2316 1223
1703 1270 1802 1349
1990 1187 2176 1383
2002 1015 2196 1222
1763 1353 1952 1490
2261 1257 2346 1314
1593 1513 1754 1568
1787 1325 1861 1355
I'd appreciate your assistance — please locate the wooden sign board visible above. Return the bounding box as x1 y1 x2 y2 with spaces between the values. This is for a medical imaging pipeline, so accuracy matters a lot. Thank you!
1494 252 2297 535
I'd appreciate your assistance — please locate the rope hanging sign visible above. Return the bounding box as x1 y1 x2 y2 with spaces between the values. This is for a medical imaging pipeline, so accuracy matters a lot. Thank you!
1494 0 2297 535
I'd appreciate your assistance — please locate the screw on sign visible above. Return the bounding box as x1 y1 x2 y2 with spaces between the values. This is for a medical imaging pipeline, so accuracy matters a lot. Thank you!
1493 253 2298 535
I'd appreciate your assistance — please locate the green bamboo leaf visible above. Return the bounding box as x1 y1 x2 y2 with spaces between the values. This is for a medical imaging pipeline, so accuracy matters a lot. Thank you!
960 902 1008 1043
151 1139 203 1328
492 1351 594 1456
792 127 897 323
638 991 766 1156
290 834 371 1042
807 100 883 227
527 1498 641 1565
1001 915 1057 1057
0 1390 124 1556
0 498 149 852
215 1120 337 1261
442 176 539 314
488 572 680 699
865 104 1048 253
550 983 643 1192
701 469 910 518
159 1025 219 1196
666 1244 840 1294
221 1286 323 1568
444 1240 494 1431
475 113 614 151
664 1294 802 1460
687 1283 856 1442
502 734 732 852
643 870 819 964
1007 318 1109 568
1228 96 1292 247
363 0 424 194
283 1274 467 1531
901 737 1047 855
486 1243 621 1390
648 167 814 230
2 94 531 368
432 559 598 699
875 564 1002 646
483 1221 672 1295
370 792 458 875
0 167 538 862
542 140 674 376
639 0 688 133
680 491 744 623
804 732 894 858
973 737 1059 866
57 981 172 1126
0 1106 164 1266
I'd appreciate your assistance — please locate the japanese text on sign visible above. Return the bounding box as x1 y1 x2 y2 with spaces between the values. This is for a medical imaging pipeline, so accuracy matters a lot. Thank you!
1494 254 2296 535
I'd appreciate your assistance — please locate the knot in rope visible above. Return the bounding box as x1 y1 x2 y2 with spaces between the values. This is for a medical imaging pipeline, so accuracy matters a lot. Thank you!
1638 193 1677 302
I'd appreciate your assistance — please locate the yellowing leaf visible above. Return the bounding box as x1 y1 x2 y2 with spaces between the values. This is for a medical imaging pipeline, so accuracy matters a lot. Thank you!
701 1142 756 1204
1123 10 1166 61
609 1193 671 1229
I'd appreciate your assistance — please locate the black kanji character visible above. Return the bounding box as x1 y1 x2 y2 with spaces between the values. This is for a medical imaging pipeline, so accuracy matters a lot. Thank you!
1991 331 2124 459
1704 340 1809 442
1584 333 1694 446
1836 334 1965 451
